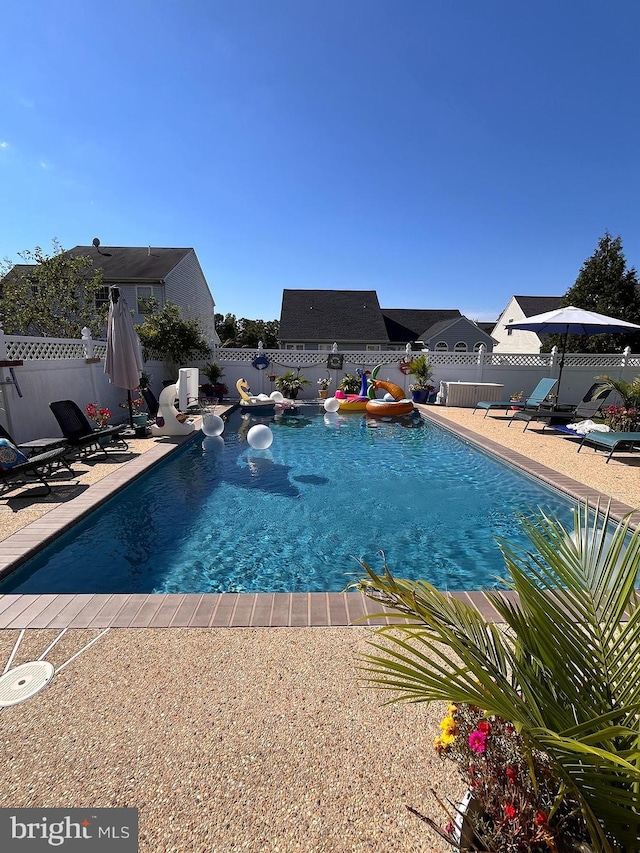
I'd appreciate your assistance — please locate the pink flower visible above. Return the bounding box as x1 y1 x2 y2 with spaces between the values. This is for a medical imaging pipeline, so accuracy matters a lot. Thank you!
445 822 454 834
468 729 487 753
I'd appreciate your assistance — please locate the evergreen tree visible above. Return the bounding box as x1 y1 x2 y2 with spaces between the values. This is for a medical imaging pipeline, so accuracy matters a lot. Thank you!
545 232 640 353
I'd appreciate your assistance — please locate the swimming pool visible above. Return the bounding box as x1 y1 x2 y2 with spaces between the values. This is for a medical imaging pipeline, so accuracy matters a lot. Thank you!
1 406 579 594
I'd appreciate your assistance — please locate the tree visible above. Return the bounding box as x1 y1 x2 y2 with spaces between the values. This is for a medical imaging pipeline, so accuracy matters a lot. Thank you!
136 300 210 370
545 232 640 353
0 240 107 337
214 313 240 346
214 313 279 348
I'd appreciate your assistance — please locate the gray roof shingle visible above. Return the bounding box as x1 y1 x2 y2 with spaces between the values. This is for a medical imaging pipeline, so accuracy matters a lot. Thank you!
514 295 562 317
382 308 461 342
66 245 193 281
279 290 390 341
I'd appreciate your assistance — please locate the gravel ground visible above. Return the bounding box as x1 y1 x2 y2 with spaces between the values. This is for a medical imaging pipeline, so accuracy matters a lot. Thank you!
2 404 639 852
0 628 460 853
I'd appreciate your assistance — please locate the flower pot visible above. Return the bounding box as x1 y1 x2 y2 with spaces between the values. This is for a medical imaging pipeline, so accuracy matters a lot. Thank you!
454 789 595 852
132 413 149 427
411 389 430 404
318 389 329 400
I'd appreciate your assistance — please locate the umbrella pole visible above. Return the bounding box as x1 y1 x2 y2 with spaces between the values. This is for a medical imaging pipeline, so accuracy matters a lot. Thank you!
127 389 134 428
556 327 569 401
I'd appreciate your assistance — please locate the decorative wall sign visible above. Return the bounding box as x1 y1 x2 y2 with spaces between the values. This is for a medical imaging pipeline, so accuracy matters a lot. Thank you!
251 355 270 370
327 354 343 370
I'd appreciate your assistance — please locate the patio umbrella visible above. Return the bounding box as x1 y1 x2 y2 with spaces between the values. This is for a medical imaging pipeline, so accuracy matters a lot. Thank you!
508 305 640 400
105 286 144 427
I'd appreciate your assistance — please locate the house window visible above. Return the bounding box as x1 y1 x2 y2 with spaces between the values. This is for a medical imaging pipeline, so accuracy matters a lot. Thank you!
366 344 381 351
136 286 154 314
317 343 334 351
95 286 110 309
473 342 484 352
285 343 305 350
435 341 448 351
454 341 467 352
507 318 513 336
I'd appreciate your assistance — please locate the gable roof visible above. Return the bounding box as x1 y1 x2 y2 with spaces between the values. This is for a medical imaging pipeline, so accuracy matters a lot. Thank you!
279 289 390 341
422 315 496 343
513 295 562 317
65 245 193 281
382 308 461 342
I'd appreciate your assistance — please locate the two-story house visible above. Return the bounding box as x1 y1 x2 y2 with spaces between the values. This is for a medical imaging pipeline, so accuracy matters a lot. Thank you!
5 244 220 345
491 295 562 353
278 289 496 352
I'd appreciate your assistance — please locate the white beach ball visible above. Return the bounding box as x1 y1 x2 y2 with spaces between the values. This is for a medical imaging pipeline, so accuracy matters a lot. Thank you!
202 414 225 436
247 424 273 449
323 396 340 413
270 390 285 403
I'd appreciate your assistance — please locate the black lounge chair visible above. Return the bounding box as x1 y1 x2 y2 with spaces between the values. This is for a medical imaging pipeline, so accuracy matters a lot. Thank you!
49 400 129 458
0 423 68 457
0 443 74 496
140 386 159 419
508 382 611 432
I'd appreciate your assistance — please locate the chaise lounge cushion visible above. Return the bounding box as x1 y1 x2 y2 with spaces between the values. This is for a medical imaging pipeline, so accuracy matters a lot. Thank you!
0 438 29 470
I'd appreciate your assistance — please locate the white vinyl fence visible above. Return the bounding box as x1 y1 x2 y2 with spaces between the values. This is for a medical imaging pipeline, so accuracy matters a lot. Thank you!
1 328 639 443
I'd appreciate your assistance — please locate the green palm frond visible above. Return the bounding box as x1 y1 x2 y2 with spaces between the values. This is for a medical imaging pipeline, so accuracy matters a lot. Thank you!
355 502 640 852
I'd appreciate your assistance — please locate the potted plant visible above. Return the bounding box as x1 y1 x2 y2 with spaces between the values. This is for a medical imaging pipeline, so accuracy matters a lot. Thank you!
355 503 640 852
274 370 310 400
509 390 523 410
317 376 332 400
119 389 149 435
337 374 362 395
407 355 435 403
199 362 228 403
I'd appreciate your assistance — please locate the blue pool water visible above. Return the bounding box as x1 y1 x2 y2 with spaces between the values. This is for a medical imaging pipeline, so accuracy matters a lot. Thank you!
1 406 579 594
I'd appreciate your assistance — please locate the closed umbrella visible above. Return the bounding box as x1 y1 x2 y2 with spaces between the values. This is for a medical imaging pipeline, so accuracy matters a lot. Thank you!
508 306 640 400
105 286 144 427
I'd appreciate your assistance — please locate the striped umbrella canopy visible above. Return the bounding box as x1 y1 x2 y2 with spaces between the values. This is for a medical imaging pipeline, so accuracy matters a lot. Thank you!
104 286 143 427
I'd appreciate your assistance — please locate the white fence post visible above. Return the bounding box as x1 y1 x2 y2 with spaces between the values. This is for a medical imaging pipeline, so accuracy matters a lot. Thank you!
82 327 94 359
476 344 486 381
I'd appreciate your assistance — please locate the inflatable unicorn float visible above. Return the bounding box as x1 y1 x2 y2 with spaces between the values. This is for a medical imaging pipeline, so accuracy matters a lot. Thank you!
330 366 414 417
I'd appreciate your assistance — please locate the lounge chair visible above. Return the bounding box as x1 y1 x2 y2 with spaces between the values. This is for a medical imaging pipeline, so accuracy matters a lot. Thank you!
472 378 557 418
140 386 159 419
0 423 68 457
508 383 611 432
0 439 74 496
49 400 129 458
577 430 640 463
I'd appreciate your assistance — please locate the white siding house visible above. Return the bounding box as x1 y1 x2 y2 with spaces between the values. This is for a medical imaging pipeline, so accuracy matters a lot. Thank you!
491 295 562 353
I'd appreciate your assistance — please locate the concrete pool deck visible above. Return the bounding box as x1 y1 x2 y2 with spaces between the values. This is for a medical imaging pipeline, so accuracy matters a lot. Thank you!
2 404 639 853
1 402 639 630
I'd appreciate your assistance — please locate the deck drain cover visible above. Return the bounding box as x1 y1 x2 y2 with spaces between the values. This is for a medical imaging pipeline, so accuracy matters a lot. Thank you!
0 661 55 706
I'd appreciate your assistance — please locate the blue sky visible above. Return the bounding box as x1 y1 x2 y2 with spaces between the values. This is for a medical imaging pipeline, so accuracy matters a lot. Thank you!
2 1 640 324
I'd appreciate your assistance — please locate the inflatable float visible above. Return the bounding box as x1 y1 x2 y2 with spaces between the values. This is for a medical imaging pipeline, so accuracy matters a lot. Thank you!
337 368 369 412
365 378 414 417
151 383 200 436
237 378 276 411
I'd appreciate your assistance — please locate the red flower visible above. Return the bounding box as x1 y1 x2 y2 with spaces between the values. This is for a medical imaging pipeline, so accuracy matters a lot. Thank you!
535 810 547 825
468 730 487 753
505 765 517 783
445 822 454 834
504 804 517 820
477 720 491 733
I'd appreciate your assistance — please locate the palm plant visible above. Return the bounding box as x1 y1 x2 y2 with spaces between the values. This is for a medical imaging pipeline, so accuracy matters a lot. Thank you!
338 374 362 394
356 503 640 852
595 374 640 407
274 370 310 399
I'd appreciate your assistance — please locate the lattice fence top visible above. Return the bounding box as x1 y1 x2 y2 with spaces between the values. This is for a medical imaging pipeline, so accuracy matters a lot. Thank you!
5 337 89 361
211 349 406 369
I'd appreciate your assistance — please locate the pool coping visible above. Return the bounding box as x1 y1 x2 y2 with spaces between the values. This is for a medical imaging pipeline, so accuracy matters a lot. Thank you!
1 404 638 630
